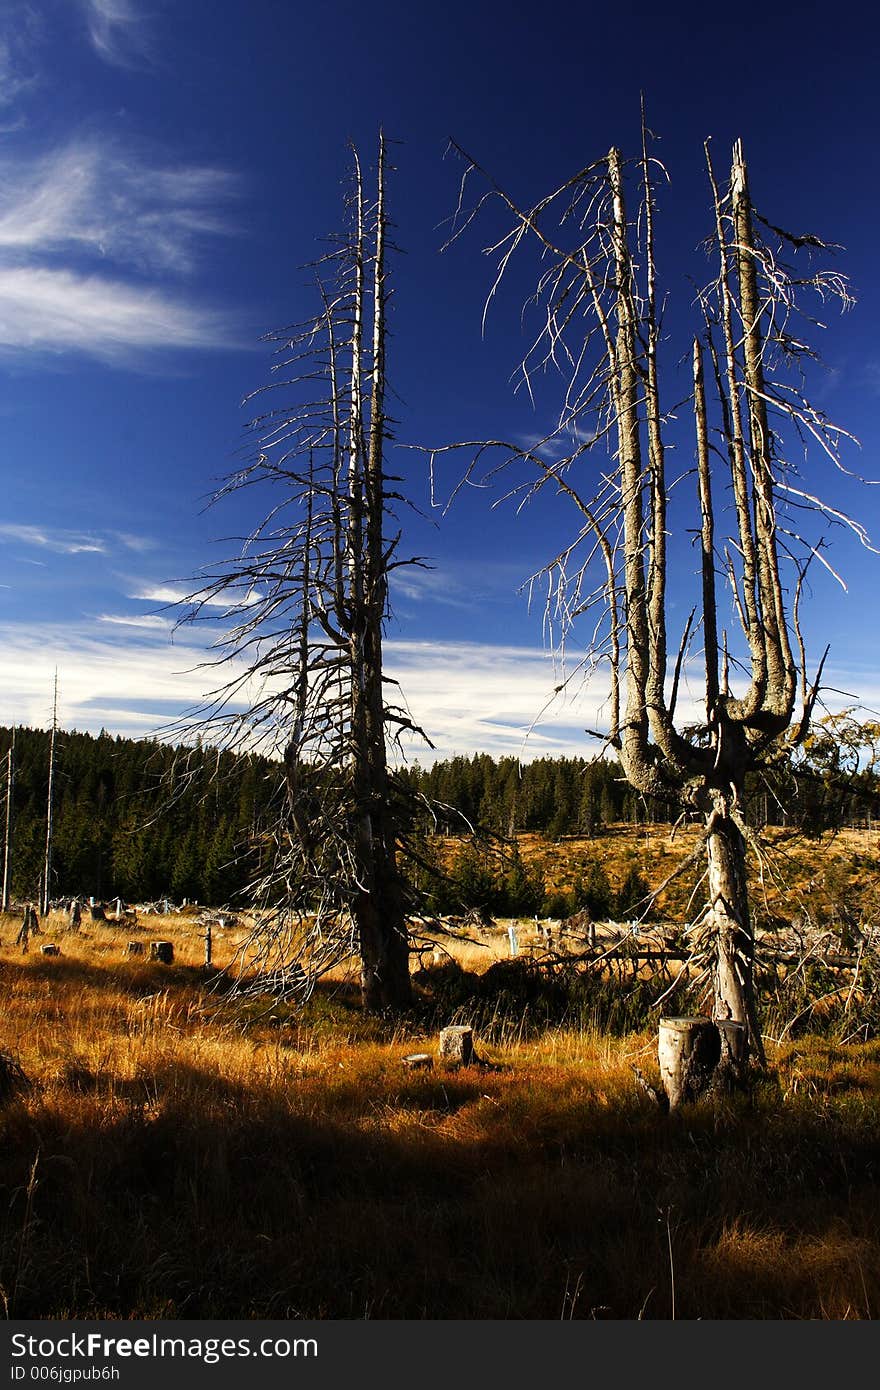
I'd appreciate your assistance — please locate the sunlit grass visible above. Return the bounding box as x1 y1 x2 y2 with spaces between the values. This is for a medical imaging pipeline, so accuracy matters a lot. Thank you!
1 911 879 1318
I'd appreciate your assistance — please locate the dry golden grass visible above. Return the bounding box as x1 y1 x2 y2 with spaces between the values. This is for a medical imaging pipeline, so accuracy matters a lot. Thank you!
510 822 880 922
1 909 879 1318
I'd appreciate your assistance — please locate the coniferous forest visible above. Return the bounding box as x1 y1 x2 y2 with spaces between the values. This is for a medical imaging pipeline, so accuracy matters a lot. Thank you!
2 724 878 909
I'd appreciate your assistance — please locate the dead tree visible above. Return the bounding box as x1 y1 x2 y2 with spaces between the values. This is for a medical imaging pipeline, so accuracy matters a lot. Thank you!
2 727 13 913
175 135 430 1012
434 123 859 1075
41 672 58 917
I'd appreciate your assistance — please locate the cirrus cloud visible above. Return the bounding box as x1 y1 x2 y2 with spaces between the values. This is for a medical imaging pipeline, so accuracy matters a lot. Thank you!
0 125 243 363
0 137 240 277
80 0 155 69
0 266 237 362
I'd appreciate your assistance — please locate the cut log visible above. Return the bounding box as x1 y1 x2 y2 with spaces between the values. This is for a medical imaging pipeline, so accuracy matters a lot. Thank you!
403 1053 433 1070
127 940 145 956
658 1016 721 1109
40 943 59 956
150 940 174 964
438 1025 475 1067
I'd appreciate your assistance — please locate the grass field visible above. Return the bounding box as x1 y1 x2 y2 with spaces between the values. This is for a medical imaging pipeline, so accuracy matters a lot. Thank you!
1 893 879 1320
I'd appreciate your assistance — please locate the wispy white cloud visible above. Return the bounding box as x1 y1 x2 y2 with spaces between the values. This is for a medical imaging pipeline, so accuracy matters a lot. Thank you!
390 558 532 611
129 583 260 610
0 6 43 113
385 639 619 762
0 620 217 737
514 425 598 463
0 266 235 361
0 36 33 111
0 138 239 277
392 566 485 610
0 522 107 554
80 0 154 69
97 612 171 630
129 583 205 606
2 612 875 766
0 132 241 361
112 531 159 553
0 620 605 756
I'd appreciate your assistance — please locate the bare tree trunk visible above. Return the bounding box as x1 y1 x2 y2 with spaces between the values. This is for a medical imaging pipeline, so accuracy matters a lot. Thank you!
2 729 14 912
357 134 411 1010
705 798 751 1031
42 673 58 917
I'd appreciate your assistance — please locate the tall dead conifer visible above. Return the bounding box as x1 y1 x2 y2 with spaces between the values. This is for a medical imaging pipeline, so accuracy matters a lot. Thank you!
434 123 859 1074
177 135 426 1011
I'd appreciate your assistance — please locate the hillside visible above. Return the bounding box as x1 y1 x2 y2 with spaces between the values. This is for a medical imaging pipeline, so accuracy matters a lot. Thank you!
2 724 878 932
515 824 880 930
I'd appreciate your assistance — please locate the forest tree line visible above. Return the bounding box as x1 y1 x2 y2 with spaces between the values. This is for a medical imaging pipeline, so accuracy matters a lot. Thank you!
1 724 878 908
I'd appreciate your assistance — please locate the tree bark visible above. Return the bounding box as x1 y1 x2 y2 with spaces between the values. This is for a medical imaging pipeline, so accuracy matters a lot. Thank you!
658 1017 720 1108
439 1025 475 1066
702 786 763 1067
353 134 412 1012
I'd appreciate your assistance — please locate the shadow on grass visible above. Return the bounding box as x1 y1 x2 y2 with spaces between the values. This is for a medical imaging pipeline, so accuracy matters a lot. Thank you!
0 952 242 1004
1 1046 879 1319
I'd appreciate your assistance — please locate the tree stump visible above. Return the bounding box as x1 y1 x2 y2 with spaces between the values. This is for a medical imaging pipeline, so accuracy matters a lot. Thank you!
127 940 145 957
40 943 59 956
16 904 40 948
89 903 105 921
67 900 82 930
403 1053 433 1070
439 1025 475 1067
658 1016 721 1109
150 940 174 964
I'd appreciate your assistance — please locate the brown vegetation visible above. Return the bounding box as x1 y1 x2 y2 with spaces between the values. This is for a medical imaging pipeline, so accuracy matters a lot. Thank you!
513 824 880 927
1 901 879 1319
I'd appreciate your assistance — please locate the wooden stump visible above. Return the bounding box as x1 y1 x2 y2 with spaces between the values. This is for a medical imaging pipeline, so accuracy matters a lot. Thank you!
150 940 174 964
403 1053 433 1071
16 904 40 948
658 1016 721 1109
40 943 59 956
89 903 105 921
439 1025 475 1067
127 940 145 957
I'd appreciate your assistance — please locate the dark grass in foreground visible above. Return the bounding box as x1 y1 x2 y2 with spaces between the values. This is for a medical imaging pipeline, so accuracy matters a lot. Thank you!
1 956 879 1318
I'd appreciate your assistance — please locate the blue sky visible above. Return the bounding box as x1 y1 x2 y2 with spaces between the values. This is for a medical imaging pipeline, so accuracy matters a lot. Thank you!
1 0 879 763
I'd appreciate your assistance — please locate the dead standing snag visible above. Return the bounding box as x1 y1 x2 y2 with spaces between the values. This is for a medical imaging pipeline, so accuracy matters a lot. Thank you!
175 137 431 1012
435 123 860 1085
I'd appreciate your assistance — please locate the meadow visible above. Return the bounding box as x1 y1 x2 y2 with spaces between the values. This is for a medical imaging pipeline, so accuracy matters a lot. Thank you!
1 864 879 1323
